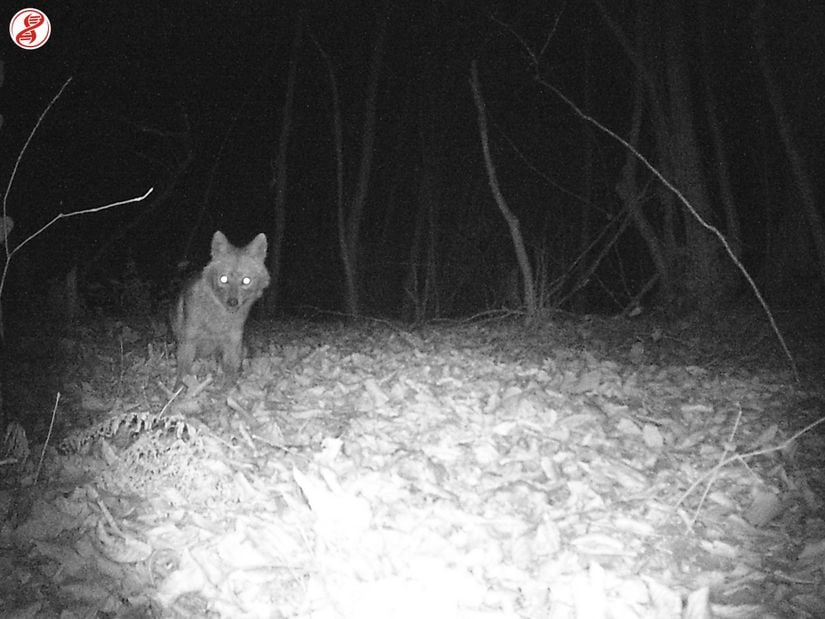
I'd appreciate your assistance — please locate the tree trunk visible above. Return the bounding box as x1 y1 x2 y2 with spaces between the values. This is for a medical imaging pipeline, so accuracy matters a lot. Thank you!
595 0 679 307
752 0 825 291
340 7 389 317
617 72 671 304
309 33 345 314
264 15 301 314
403 167 434 322
699 1 741 260
663 1 725 313
576 25 594 311
470 61 537 321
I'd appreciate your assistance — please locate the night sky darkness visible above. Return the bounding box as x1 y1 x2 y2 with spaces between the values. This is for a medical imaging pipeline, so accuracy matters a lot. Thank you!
2 1 824 318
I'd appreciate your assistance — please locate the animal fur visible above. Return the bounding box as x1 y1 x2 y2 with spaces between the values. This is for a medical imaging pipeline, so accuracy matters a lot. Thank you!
171 231 269 385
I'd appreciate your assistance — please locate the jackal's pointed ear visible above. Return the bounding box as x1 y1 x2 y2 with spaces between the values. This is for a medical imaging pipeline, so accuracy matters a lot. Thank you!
248 233 267 260
211 231 229 257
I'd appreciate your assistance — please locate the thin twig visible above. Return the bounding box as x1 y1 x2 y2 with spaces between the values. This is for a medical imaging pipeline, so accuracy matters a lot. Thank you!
8 189 154 263
0 188 153 300
689 405 743 527
490 14 797 379
34 392 60 484
3 77 73 248
157 385 183 418
537 79 798 381
675 412 825 523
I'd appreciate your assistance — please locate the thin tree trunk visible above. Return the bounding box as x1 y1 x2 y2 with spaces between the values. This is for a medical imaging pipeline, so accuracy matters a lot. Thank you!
403 169 430 322
595 0 679 304
340 8 388 317
617 72 671 302
470 61 536 321
0 59 6 346
664 1 723 312
752 1 825 289
309 33 345 314
699 1 741 259
419 117 441 320
425 168 438 317
576 25 594 311
264 15 302 314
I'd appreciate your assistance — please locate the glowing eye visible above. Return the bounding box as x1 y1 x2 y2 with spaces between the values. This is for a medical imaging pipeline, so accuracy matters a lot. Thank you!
219 275 229 285
241 276 252 286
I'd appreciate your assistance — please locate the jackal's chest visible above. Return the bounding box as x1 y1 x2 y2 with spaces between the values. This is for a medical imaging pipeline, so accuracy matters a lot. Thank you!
190 331 239 358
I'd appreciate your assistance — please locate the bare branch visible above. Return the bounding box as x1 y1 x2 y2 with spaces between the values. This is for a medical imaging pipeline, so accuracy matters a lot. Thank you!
3 77 73 250
537 78 798 380
0 188 154 301
8 188 154 262
487 4 567 70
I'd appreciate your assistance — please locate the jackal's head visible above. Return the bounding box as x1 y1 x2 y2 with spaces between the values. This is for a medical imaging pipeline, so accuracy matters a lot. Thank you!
207 231 270 312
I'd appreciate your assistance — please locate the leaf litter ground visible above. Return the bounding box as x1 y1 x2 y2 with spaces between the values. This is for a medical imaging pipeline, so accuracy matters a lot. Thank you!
1 311 824 618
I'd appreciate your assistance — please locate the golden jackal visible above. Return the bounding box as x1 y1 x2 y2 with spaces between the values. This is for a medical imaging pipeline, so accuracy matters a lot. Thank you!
171 231 269 385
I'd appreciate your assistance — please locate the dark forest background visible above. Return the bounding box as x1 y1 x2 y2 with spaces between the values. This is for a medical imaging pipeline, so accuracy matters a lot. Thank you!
1 0 824 325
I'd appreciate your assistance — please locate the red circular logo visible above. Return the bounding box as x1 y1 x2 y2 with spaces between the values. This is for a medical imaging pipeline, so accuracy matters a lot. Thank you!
9 8 51 50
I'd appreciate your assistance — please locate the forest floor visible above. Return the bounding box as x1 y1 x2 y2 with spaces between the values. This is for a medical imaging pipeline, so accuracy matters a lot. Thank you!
1 304 824 618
